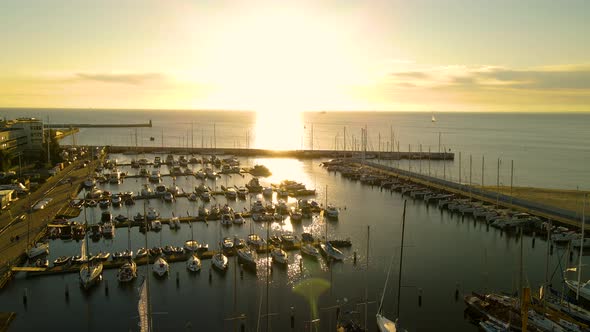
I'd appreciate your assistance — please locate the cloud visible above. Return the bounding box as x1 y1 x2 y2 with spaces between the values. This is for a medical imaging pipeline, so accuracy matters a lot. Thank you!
474 68 590 89
74 72 165 85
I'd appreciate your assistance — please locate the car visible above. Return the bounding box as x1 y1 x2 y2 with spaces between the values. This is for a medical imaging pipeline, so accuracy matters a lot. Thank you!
33 198 53 211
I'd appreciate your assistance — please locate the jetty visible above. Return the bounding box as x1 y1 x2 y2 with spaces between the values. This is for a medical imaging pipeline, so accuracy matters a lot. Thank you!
333 159 583 228
64 145 455 161
46 120 152 128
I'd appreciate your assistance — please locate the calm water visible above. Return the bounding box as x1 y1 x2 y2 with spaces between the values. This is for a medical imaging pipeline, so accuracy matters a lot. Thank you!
1 109 588 190
0 153 587 331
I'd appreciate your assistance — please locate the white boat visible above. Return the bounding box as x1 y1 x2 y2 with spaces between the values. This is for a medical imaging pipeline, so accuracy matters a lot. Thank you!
108 170 121 184
188 193 198 201
151 219 162 231
117 260 137 283
152 256 169 277
564 279 590 302
247 234 264 248
237 187 249 199
146 207 159 220
27 242 49 259
320 242 344 261
184 240 200 252
102 222 115 238
140 185 153 197
212 252 228 271
79 237 103 290
221 213 233 226
163 192 174 202
225 188 237 200
551 231 581 243
222 237 234 250
271 248 288 265
200 191 211 202
233 213 245 225
300 243 320 259
186 254 201 272
325 205 339 220
169 216 181 229
149 170 161 183
237 247 257 269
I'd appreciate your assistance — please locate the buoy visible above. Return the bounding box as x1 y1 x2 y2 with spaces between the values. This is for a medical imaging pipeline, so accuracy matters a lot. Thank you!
418 288 423 307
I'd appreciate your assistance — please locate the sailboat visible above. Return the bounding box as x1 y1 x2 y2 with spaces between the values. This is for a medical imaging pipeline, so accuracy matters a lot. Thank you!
184 211 200 252
319 210 344 261
186 254 202 272
376 200 408 331
80 206 103 290
152 204 169 277
565 195 588 300
319 185 344 261
212 223 228 271
431 113 436 123
117 211 137 283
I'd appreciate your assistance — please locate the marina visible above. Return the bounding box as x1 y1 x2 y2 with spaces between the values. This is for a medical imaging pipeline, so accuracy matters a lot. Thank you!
1 145 588 331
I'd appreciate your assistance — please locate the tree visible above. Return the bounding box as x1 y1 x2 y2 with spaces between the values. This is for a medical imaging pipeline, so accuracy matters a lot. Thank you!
40 129 63 165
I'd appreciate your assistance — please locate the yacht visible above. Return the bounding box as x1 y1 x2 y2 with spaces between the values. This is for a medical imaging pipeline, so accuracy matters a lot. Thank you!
237 186 249 199
184 240 200 252
117 260 137 283
146 207 160 220
233 213 245 225
111 195 121 207
221 214 234 226
136 248 149 259
101 222 115 238
152 256 169 277
300 243 320 259
325 205 339 220
79 239 103 290
246 177 263 193
222 237 234 250
27 242 49 259
225 188 237 200
212 252 228 271
186 255 202 272
151 220 162 231
140 184 153 197
149 170 161 183
108 170 121 184
271 248 289 265
247 234 264 248
262 187 273 197
237 247 257 270
163 192 174 202
200 191 211 202
320 242 344 261
169 216 181 230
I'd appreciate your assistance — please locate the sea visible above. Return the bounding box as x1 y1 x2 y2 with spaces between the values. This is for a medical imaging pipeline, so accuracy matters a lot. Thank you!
0 108 589 331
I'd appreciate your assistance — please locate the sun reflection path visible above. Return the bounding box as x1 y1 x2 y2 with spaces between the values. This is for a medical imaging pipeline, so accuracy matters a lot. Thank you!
253 110 304 150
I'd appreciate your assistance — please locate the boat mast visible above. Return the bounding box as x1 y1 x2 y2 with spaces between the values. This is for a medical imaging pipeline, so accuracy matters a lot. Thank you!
577 194 586 300
396 200 407 318
143 201 152 332
365 225 370 329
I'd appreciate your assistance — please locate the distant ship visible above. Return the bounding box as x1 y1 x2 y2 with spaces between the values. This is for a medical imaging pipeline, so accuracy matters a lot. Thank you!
431 113 436 122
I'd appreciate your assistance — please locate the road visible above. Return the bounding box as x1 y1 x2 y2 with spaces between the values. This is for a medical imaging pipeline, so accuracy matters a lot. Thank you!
0 159 99 283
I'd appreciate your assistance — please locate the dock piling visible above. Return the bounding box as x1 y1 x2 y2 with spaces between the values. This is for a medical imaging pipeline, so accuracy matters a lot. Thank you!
105 280 109 296
65 284 69 301
353 251 357 265
418 288 423 307
209 269 212 283
23 288 28 307
176 272 180 288
532 232 536 248
454 283 459 302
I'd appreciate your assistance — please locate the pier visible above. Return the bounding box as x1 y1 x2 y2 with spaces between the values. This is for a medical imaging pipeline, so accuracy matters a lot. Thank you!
74 145 455 160
46 120 152 129
344 159 583 228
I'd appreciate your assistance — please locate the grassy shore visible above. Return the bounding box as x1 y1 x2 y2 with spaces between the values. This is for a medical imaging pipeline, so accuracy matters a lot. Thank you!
484 186 589 214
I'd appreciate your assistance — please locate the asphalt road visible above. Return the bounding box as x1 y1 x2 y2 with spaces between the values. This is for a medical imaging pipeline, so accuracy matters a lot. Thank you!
0 160 98 273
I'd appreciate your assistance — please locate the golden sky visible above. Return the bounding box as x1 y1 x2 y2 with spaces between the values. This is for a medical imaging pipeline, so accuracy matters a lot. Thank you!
1 0 589 112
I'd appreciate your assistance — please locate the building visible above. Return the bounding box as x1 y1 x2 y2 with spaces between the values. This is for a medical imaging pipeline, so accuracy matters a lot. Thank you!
0 118 44 159
0 189 15 209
